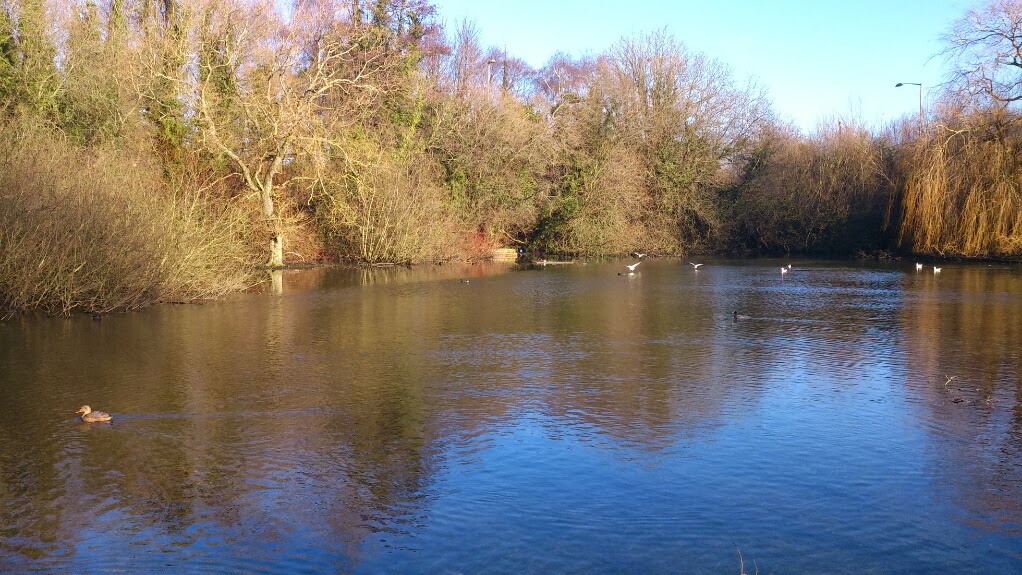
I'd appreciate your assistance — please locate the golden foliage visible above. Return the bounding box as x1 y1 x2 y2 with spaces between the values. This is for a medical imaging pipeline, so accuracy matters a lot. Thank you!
729 120 890 254
316 144 462 264
0 120 254 314
900 114 1022 257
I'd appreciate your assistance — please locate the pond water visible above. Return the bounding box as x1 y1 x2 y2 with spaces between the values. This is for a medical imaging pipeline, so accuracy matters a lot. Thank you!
1 259 1021 574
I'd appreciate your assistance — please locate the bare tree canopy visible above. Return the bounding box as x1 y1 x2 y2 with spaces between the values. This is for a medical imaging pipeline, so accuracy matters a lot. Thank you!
943 0 1022 109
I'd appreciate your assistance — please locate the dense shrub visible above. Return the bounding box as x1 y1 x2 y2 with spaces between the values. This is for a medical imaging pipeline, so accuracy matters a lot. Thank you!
725 121 892 255
0 122 254 314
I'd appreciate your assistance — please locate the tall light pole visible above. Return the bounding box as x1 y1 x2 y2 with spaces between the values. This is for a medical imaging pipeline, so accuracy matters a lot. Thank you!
895 82 923 126
486 59 497 89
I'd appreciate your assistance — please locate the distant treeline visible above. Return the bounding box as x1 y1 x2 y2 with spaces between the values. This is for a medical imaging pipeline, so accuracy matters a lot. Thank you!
2 0 1021 314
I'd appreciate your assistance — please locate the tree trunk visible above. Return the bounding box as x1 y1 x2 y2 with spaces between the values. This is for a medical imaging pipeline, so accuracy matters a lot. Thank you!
266 234 284 268
261 172 284 268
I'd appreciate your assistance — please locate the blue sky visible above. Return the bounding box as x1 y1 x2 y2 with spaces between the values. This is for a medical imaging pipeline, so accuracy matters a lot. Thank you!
432 0 973 132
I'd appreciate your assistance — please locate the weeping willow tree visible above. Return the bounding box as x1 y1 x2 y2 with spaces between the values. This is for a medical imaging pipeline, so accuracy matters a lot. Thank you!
900 112 1022 256
899 0 1022 257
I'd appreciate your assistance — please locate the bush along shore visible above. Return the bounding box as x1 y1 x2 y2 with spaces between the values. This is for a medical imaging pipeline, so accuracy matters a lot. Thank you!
2 0 1021 316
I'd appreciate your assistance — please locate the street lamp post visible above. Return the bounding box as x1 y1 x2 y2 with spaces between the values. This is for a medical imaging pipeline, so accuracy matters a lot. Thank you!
486 59 497 89
895 82 923 126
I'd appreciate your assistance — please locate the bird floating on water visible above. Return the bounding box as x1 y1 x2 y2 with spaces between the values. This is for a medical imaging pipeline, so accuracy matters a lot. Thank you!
780 266 789 275
76 405 111 423
915 263 923 271
689 262 703 269
933 266 942 273
733 310 751 321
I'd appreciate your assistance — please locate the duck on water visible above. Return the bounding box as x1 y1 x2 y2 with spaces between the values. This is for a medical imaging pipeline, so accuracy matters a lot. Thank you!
76 405 112 423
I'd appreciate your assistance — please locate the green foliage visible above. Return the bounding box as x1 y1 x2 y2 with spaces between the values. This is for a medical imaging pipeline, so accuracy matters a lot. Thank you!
1 0 59 117
138 0 189 171
0 7 15 103
382 84 426 153
196 6 239 126
531 135 648 256
57 2 130 144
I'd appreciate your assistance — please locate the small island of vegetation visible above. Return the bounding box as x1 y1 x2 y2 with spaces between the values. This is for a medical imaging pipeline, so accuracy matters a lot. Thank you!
1 0 1021 315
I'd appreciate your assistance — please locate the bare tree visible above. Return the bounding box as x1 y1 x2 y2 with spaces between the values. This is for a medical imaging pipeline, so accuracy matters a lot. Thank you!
191 0 397 267
534 52 595 111
943 0 1022 111
444 17 482 95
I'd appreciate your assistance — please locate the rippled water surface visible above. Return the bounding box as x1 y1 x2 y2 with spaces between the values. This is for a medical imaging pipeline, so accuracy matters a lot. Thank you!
2 259 1021 573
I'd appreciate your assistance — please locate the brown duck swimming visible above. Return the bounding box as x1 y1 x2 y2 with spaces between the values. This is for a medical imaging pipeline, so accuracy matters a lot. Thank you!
76 405 112 423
